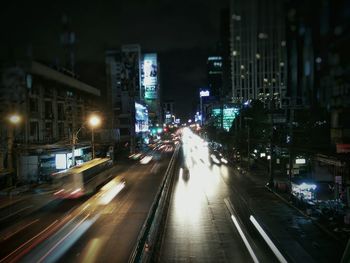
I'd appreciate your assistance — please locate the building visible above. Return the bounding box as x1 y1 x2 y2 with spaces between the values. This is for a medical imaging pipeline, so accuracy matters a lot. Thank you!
285 0 350 204
106 46 163 151
230 0 287 108
0 59 101 182
141 53 161 125
207 56 224 99
163 100 175 124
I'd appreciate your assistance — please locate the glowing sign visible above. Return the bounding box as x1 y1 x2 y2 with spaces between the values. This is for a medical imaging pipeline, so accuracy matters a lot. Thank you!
200 90 210 97
295 158 306 164
135 103 149 133
142 53 158 100
55 154 67 169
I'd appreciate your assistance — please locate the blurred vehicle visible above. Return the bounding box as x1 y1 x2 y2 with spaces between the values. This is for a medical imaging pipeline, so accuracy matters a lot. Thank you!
52 158 113 198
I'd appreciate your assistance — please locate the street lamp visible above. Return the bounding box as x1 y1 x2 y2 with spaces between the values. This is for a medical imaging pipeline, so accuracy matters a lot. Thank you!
89 115 101 159
71 114 101 166
7 113 21 186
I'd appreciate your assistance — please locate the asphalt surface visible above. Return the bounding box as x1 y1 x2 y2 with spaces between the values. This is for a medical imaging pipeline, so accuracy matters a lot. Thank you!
158 131 276 263
157 128 343 263
0 145 174 263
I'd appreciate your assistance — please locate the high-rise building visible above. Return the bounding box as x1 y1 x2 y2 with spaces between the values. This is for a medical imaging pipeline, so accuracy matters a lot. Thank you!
105 45 142 147
163 100 174 124
207 56 223 99
285 0 350 146
230 0 287 108
106 47 162 150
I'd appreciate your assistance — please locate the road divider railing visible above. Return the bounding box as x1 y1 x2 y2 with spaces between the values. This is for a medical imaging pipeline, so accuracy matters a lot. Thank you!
129 144 180 263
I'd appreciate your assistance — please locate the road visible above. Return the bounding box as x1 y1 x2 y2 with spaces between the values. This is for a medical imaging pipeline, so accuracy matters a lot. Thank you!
157 128 342 262
0 144 174 263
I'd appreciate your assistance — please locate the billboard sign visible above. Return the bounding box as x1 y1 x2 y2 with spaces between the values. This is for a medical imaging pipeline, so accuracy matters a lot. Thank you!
135 102 149 133
142 53 158 99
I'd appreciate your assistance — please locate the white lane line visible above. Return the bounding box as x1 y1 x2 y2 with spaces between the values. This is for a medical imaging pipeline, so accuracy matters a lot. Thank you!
249 215 288 263
224 198 259 263
230 214 260 263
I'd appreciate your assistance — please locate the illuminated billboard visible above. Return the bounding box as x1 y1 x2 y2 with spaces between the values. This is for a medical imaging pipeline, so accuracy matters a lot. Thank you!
212 105 240 131
135 102 149 133
142 53 158 99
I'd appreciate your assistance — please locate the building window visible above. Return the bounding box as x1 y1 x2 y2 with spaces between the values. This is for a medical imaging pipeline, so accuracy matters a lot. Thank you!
45 101 53 119
45 122 53 142
57 103 64 120
29 98 38 113
58 122 65 138
30 121 39 141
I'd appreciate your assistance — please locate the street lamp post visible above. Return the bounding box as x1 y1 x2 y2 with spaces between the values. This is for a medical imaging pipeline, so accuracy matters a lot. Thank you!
7 114 21 186
71 114 101 166
89 115 101 160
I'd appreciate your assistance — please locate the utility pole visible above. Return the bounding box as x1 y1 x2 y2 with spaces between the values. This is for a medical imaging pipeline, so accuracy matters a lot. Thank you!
268 102 275 187
244 117 252 171
288 108 294 194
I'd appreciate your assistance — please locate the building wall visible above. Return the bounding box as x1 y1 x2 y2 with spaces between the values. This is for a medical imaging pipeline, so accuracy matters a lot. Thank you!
230 0 287 108
0 60 100 170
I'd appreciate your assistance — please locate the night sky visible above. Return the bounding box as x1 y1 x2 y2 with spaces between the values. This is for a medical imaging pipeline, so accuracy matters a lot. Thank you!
1 0 229 120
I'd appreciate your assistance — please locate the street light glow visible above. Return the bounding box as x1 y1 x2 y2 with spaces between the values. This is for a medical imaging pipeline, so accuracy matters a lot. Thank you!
89 115 101 127
8 114 21 124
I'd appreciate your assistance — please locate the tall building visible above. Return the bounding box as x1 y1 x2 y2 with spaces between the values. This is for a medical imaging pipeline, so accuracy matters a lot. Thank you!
230 0 287 108
106 47 162 150
105 44 142 147
163 100 175 124
207 56 223 99
286 0 350 146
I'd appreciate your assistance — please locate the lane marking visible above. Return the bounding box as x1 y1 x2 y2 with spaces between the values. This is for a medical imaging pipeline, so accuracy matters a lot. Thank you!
0 220 58 263
231 215 260 263
2 219 40 241
224 199 259 263
249 215 287 263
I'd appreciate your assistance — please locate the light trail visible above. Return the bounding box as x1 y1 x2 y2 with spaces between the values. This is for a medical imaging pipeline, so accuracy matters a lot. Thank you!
0 220 59 263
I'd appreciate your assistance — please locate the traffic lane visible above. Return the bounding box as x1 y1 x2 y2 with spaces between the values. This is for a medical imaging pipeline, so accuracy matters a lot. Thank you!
55 150 173 263
0 197 87 261
220 164 342 262
158 153 255 263
0 161 132 262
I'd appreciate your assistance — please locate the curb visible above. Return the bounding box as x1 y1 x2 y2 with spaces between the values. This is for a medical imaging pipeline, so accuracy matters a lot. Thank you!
265 185 343 243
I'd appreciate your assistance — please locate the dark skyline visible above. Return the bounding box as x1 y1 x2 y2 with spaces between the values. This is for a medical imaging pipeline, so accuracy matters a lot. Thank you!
1 0 229 120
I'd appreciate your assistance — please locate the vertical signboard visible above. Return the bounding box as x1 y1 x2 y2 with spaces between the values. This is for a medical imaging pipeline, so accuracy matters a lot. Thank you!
142 53 158 100
135 103 149 133
121 45 141 96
